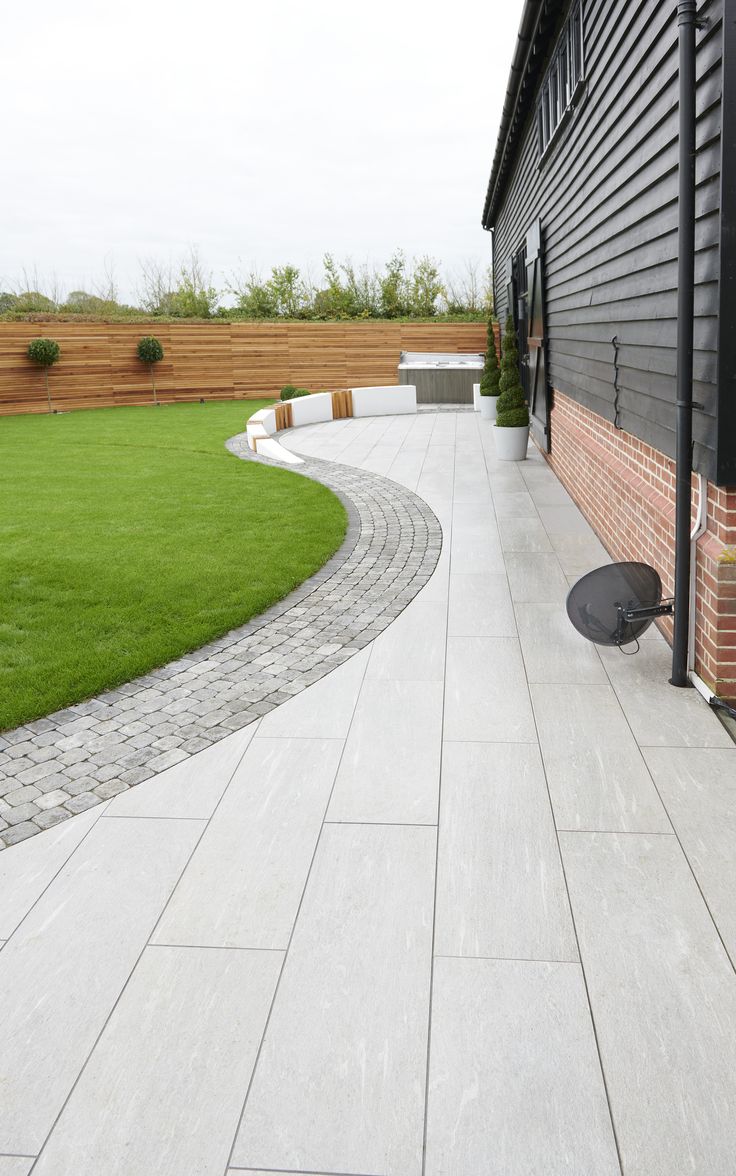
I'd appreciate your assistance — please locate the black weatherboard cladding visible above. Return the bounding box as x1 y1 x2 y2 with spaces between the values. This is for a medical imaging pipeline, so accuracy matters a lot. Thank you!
487 0 729 483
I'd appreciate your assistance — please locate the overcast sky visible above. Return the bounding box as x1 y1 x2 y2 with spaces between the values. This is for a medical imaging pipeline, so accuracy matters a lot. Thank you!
2 0 521 303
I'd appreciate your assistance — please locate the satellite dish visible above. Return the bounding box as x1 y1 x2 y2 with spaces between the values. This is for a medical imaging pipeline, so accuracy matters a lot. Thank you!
566 562 667 647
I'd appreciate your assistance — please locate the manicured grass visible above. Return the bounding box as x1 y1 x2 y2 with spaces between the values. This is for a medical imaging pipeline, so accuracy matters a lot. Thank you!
0 401 347 731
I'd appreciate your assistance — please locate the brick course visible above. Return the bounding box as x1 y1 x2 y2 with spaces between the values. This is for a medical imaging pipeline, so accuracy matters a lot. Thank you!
545 390 736 700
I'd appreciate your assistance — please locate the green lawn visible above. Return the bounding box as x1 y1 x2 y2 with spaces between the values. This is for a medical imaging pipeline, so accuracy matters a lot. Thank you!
0 401 347 732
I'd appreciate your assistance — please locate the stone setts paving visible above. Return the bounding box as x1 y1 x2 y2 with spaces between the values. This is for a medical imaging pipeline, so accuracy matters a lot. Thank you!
0 433 441 849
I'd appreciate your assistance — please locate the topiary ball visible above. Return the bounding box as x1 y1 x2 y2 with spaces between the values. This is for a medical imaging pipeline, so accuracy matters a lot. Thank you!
27 338 60 368
496 405 530 428
137 336 164 364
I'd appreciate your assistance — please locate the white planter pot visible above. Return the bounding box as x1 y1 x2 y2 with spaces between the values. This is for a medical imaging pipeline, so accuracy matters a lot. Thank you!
472 382 481 412
493 423 529 461
480 395 497 421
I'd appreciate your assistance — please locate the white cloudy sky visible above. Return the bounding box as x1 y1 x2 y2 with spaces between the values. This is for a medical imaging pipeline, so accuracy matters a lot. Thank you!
2 0 521 303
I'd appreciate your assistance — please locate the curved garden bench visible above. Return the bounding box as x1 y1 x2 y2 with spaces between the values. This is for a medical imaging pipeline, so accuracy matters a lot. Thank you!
245 385 417 464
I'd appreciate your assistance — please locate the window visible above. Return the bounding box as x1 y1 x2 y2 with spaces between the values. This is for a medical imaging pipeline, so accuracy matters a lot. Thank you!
538 0 585 156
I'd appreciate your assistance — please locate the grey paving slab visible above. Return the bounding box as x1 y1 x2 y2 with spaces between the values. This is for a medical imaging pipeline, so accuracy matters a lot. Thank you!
366 598 447 682
0 803 105 939
487 465 528 493
537 503 596 535
449 521 506 574
0 1160 34 1176
453 498 494 526
257 648 369 740
448 572 517 637
327 679 443 824
105 722 259 819
644 746 736 963
385 450 426 490
443 636 536 743
492 489 538 517
232 823 435 1176
550 533 611 576
516 601 609 684
32 946 282 1176
435 741 577 961
562 830 736 1176
452 468 492 505
504 551 570 603
153 738 343 950
532 684 671 833
498 514 554 553
0 816 202 1154
523 476 575 507
598 640 733 748
424 957 620 1176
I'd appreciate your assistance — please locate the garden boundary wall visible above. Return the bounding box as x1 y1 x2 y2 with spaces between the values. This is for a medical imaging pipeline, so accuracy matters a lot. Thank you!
0 321 487 415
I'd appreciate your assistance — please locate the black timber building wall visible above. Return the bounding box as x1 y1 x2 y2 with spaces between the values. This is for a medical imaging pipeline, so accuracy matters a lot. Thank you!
489 0 726 481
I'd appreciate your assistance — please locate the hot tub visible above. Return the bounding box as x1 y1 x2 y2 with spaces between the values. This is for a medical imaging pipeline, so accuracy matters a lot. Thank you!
397 352 484 404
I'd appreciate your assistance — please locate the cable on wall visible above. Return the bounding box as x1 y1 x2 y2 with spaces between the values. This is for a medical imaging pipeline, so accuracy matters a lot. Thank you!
611 334 622 429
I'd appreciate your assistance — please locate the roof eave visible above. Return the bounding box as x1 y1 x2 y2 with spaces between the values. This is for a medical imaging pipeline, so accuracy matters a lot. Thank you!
482 0 565 231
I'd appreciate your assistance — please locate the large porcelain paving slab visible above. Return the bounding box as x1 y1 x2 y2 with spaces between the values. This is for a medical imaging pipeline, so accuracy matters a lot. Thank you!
424 957 620 1176
644 746 736 963
256 646 369 739
435 742 577 961
365 597 447 681
327 679 443 824
2 411 734 1174
598 641 733 748
443 636 536 743
532 683 671 833
153 737 343 950
105 721 258 819
31 945 282 1176
562 831 736 1176
0 802 106 938
0 1161 34 1176
0 816 202 1153
516 601 609 684
448 572 517 637
232 823 435 1176
504 550 570 603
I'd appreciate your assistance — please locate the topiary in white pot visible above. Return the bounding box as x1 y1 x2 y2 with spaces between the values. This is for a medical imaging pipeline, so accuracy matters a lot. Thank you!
493 315 530 460
479 313 500 420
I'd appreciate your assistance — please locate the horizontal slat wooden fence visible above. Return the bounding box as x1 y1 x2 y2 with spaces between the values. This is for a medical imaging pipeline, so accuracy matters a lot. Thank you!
0 322 486 416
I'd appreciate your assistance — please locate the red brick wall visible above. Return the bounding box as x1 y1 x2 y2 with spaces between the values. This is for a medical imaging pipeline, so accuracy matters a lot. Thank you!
545 390 736 700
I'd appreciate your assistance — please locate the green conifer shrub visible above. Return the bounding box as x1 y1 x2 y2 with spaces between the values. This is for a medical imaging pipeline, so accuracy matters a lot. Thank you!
496 315 530 428
480 314 500 397
280 386 311 400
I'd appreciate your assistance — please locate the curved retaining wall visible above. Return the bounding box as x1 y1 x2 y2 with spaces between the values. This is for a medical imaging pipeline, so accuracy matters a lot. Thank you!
246 385 418 463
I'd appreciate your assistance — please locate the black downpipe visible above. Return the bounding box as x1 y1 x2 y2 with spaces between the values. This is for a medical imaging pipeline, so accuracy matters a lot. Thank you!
671 0 698 687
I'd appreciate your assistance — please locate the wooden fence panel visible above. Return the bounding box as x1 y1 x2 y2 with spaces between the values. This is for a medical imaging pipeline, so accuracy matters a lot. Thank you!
232 324 290 398
0 321 486 415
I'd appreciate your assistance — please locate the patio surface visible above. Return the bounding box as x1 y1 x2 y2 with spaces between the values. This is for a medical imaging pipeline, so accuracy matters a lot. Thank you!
2 409 736 1175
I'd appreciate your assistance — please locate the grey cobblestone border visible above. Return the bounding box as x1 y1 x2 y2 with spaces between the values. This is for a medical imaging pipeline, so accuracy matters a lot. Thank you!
0 430 442 849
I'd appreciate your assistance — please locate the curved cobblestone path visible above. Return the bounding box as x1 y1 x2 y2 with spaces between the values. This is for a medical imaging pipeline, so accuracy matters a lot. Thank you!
0 432 442 849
